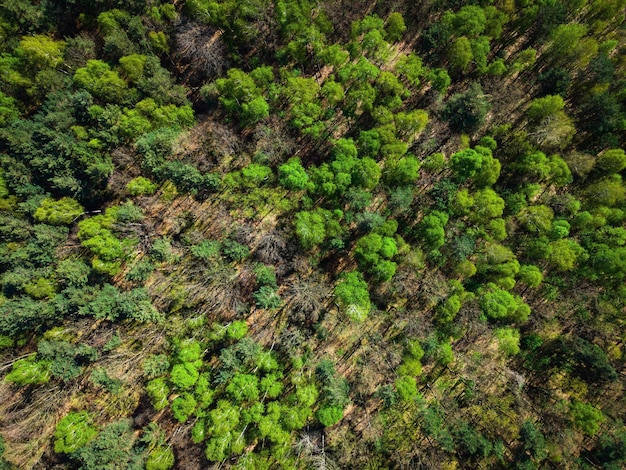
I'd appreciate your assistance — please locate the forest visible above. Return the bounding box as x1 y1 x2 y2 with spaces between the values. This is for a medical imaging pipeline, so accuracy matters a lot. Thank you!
0 0 624 468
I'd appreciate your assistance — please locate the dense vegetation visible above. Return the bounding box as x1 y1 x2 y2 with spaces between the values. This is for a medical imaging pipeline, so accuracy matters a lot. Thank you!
0 0 625 468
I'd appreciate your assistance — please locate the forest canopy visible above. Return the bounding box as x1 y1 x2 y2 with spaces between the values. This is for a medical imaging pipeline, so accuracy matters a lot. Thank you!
0 0 625 469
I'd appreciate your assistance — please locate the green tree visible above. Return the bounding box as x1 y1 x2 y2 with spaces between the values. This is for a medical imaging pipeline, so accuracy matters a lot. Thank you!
494 328 520 355
278 157 310 190
334 271 371 322
517 265 543 288
74 60 128 103
171 393 197 422
570 401 605 437
448 36 473 74
317 405 343 427
146 446 174 470
385 12 406 42
54 411 98 454
226 373 259 402
442 83 490 133
417 211 449 251
450 149 483 180
479 283 525 321
596 149 626 175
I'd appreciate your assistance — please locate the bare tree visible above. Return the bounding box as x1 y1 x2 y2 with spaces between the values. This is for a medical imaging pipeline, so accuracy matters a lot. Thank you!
284 274 330 326
174 21 228 81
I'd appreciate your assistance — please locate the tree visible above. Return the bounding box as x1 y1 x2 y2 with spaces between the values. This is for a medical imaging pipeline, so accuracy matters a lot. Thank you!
385 12 406 42
527 95 565 122
450 149 483 180
519 421 547 461
479 283 527 322
74 60 128 103
395 376 419 401
17 35 65 69
583 176 626 207
494 328 520 355
517 205 554 235
294 211 326 249
547 239 585 271
334 271 371 322
449 5 487 37
54 411 98 454
429 68 451 94
353 157 381 189
448 37 473 74
517 265 543 288
226 373 259 402
171 393 197 422
570 401 605 437
317 405 343 427
171 363 199 390
146 446 174 470
417 211 449 251
596 149 626 175
395 53 423 87
385 155 420 185
278 157 310 190
5 356 51 385
443 83 490 133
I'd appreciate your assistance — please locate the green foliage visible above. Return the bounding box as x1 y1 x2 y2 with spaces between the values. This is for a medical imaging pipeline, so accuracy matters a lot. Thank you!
570 401 605 436
385 13 406 42
518 265 543 288
5 356 50 385
171 393 197 422
34 197 83 225
215 68 269 126
146 446 174 470
417 211 449 251
450 149 483 180
494 328 520 356
171 363 199 390
126 176 157 196
147 378 170 411
254 285 281 309
334 271 371 322
443 83 490 133
226 373 259 402
596 149 626 175
479 284 528 322
448 36 473 74
227 321 248 340
278 157 310 190
317 405 343 427
74 60 128 103
222 239 250 262
395 376 418 401
54 411 98 454
142 355 170 379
